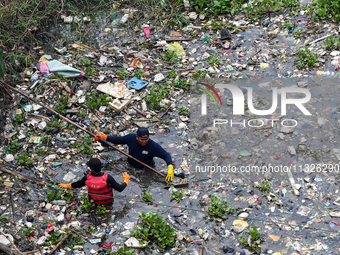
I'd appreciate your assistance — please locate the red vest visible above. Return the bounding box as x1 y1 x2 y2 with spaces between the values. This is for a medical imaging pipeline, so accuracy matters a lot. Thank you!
85 173 113 204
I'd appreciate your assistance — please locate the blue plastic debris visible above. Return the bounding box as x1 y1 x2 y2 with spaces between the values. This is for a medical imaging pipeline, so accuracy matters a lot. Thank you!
125 77 149 90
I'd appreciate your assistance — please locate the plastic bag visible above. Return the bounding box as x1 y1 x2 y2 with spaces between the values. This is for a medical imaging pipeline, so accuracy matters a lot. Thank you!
167 43 186 58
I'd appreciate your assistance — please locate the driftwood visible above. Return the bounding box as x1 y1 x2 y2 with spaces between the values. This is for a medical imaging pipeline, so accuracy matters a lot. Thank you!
0 168 50 185
0 243 21 255
47 233 70 255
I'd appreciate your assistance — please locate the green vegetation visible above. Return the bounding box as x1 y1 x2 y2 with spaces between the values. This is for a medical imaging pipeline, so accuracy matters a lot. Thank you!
145 85 170 110
34 148 45 156
141 191 154 202
78 58 94 66
240 226 264 253
79 194 95 213
3 140 21 154
117 69 127 80
295 48 319 69
206 196 230 219
163 51 179 64
178 106 190 116
211 20 223 30
54 94 69 115
192 70 208 80
46 119 67 130
46 189 76 203
106 247 135 255
97 204 107 216
17 152 33 166
170 189 185 201
306 0 340 22
85 92 112 111
207 53 222 66
42 136 53 144
73 134 93 154
189 0 246 16
131 212 176 250
13 113 25 123
255 180 270 192
134 70 144 79
245 0 300 19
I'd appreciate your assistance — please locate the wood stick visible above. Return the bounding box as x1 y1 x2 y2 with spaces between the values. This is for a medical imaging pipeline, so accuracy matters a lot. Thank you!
199 247 204 255
0 242 21 255
0 168 50 185
9 191 15 222
306 33 335 45
48 233 70 255
0 80 166 179
162 200 178 214
0 230 22 255
65 228 90 239
131 106 146 117
23 249 40 255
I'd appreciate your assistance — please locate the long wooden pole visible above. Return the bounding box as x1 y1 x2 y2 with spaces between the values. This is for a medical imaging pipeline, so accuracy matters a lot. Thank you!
0 80 166 178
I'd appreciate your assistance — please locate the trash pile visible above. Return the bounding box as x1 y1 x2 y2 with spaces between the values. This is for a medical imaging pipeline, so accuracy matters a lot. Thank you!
1 0 340 254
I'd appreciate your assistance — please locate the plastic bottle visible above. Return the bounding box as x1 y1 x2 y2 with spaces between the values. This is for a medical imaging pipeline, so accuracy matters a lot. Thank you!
52 200 66 205
120 14 129 24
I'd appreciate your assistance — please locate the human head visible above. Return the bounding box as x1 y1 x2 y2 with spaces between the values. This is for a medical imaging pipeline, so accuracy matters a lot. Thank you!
86 158 102 173
136 127 149 146
232 247 245 255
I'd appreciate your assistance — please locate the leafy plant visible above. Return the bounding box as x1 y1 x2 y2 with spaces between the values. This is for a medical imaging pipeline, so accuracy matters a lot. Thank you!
23 227 33 237
73 133 93 154
106 247 135 255
211 20 223 30
131 211 176 250
189 0 245 16
305 0 340 22
42 136 53 144
85 92 112 111
97 204 106 216
173 78 190 90
292 28 302 38
192 70 208 80
85 67 99 77
325 36 335 50
3 140 21 154
50 73 66 82
145 85 170 110
206 196 228 219
77 109 87 118
46 119 66 130
294 48 318 69
170 189 185 201
312 150 322 161
78 58 94 66
34 148 45 156
141 191 154 202
117 69 127 80
44 231 64 246
163 51 178 64
17 152 33 166
240 226 264 253
13 113 25 123
255 181 270 192
134 70 144 79
178 106 190 116
79 194 95 213
207 53 222 66
46 190 56 201
54 94 69 115
86 224 96 234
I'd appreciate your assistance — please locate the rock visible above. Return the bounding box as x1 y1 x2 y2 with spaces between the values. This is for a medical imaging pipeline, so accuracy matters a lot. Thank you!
276 133 285 140
280 126 294 134
287 146 296 156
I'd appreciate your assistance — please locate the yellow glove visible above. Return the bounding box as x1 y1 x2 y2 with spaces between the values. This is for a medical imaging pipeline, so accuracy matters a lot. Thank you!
122 173 130 186
58 183 72 189
94 134 107 141
165 164 174 182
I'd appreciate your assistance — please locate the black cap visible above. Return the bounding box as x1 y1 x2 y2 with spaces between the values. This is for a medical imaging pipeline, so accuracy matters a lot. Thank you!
86 158 102 172
220 28 232 41
137 127 149 137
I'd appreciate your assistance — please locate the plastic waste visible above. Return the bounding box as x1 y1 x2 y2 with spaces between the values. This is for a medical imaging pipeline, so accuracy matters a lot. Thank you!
167 43 186 58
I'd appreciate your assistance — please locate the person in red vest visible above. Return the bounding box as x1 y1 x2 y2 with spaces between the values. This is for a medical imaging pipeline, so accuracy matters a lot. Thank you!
58 158 130 204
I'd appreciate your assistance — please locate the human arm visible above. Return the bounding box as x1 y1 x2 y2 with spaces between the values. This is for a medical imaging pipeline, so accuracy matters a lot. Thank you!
107 174 127 192
153 143 174 181
58 175 87 189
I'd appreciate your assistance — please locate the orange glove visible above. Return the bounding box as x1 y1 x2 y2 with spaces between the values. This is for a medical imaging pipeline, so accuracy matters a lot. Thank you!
94 134 107 141
58 183 72 189
122 173 130 186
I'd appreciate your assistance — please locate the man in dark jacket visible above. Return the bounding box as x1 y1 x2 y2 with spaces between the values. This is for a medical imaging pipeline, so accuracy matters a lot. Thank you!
94 127 174 181
58 158 130 204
